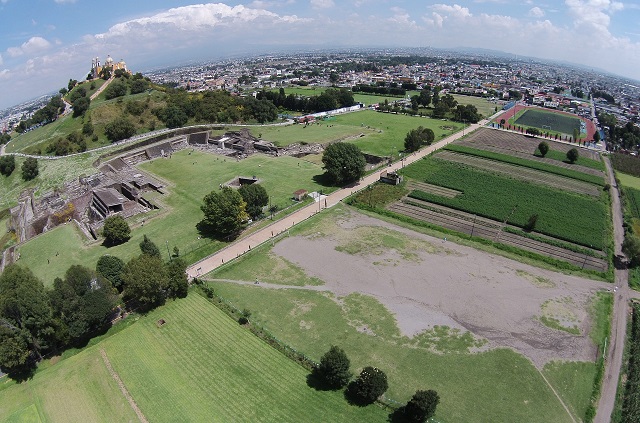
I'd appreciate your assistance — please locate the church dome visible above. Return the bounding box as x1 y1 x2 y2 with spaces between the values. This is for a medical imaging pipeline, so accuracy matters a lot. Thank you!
106 55 114 64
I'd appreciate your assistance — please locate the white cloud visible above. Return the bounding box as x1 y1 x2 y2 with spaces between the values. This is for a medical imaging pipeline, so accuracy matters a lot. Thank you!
0 53 3 65
528 7 545 17
249 0 296 8
431 4 472 20
6 36 51 57
388 7 416 27
310 0 334 9
54 0 77 4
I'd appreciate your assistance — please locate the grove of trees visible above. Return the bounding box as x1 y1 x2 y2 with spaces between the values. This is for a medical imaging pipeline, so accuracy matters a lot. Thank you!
238 183 269 219
404 127 435 152
257 87 355 114
321 142 366 186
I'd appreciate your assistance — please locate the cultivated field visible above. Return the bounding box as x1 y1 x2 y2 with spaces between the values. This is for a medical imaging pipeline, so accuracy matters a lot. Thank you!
16 149 330 283
207 206 612 422
0 293 385 422
618 172 640 190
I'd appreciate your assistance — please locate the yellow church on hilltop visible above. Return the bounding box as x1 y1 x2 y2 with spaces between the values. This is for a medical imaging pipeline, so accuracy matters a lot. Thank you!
90 55 128 79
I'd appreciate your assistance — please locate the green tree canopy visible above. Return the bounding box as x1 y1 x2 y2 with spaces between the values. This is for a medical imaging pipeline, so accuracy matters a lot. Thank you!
404 126 435 153
321 142 366 186
238 183 269 219
21 157 38 181
104 116 136 142
0 155 16 177
49 265 116 344
200 186 249 238
347 366 388 405
623 235 640 268
566 147 579 163
102 215 131 245
538 141 549 157
0 265 55 377
139 234 161 258
96 255 126 292
166 257 189 299
401 390 440 423
122 254 168 312
312 345 352 389
72 96 90 117
104 80 127 99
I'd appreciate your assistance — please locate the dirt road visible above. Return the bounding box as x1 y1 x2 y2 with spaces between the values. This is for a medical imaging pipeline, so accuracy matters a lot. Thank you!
186 117 495 278
594 157 637 423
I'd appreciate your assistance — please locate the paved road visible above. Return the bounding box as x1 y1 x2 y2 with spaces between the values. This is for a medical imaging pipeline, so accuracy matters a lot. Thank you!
594 157 638 423
186 117 495 278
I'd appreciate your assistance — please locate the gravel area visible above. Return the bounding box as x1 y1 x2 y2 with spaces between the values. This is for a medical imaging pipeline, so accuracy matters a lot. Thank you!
272 210 609 368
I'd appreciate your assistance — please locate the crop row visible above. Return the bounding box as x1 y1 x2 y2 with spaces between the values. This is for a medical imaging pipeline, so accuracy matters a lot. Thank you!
435 150 602 196
445 144 605 184
389 200 607 271
402 158 608 249
624 187 640 220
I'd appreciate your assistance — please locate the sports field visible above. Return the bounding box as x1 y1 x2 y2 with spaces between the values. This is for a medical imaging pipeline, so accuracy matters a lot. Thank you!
16 149 330 283
0 294 385 422
515 109 581 135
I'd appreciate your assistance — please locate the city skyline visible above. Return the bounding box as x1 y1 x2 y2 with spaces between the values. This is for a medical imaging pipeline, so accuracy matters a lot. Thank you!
1 0 639 109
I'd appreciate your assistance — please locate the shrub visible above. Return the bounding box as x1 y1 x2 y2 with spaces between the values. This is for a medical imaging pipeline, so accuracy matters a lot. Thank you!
537 141 549 157
567 148 579 163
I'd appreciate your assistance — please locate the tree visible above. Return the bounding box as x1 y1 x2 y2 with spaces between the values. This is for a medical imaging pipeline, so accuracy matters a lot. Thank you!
200 187 249 238
21 157 38 181
122 254 168 312
72 96 90 117
573 128 580 144
566 148 579 163
104 80 128 99
104 116 136 142
102 215 131 245
0 265 56 377
404 126 435 153
163 105 188 129
594 131 601 143
68 79 78 91
524 214 539 232
49 265 116 344
312 345 352 389
322 142 366 186
347 366 388 405
401 390 440 423
623 235 640 268
129 78 149 94
238 183 269 219
139 234 161 258
96 255 126 292
166 257 189 299
538 141 549 157
0 155 16 177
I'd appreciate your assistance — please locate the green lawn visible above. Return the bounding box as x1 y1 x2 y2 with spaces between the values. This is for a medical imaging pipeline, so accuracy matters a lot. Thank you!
450 94 498 118
0 344 138 423
404 157 609 249
270 86 410 107
210 281 574 423
248 122 372 147
0 294 385 422
16 149 330 283
618 172 640 190
102 294 386 422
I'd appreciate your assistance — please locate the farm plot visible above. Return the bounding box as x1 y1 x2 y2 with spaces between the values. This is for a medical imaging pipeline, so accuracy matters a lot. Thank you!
434 150 602 196
389 198 607 271
407 180 461 198
460 127 602 162
402 158 608 250
515 109 581 136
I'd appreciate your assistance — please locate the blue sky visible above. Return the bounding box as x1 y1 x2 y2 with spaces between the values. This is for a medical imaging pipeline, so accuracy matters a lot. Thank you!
1 0 639 109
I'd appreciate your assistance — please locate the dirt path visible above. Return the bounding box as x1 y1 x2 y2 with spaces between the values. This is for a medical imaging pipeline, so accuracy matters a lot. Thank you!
594 157 631 423
187 116 498 278
538 368 578 423
100 348 149 423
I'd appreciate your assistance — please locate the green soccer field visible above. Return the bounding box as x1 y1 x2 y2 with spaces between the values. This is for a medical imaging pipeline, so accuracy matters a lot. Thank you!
514 109 581 135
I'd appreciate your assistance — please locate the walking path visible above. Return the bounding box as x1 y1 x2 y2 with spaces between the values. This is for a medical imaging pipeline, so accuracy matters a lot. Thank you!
186 116 495 278
594 157 639 422
100 348 149 423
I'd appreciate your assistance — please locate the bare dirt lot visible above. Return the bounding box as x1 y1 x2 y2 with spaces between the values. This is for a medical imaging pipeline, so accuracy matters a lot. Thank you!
271 208 609 368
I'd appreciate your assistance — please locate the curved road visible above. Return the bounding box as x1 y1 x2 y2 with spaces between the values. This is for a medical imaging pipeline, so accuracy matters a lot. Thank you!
186 116 494 278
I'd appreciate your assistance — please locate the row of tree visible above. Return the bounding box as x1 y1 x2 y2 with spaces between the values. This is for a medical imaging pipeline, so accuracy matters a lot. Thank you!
15 96 65 133
311 346 439 422
256 88 355 114
0 233 187 379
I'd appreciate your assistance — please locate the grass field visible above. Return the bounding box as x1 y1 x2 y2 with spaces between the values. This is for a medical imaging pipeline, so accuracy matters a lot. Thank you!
515 109 582 136
16 149 330 283
210 281 575 423
270 86 412 108
403 157 608 249
450 94 499 118
618 172 640 190
0 293 385 422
